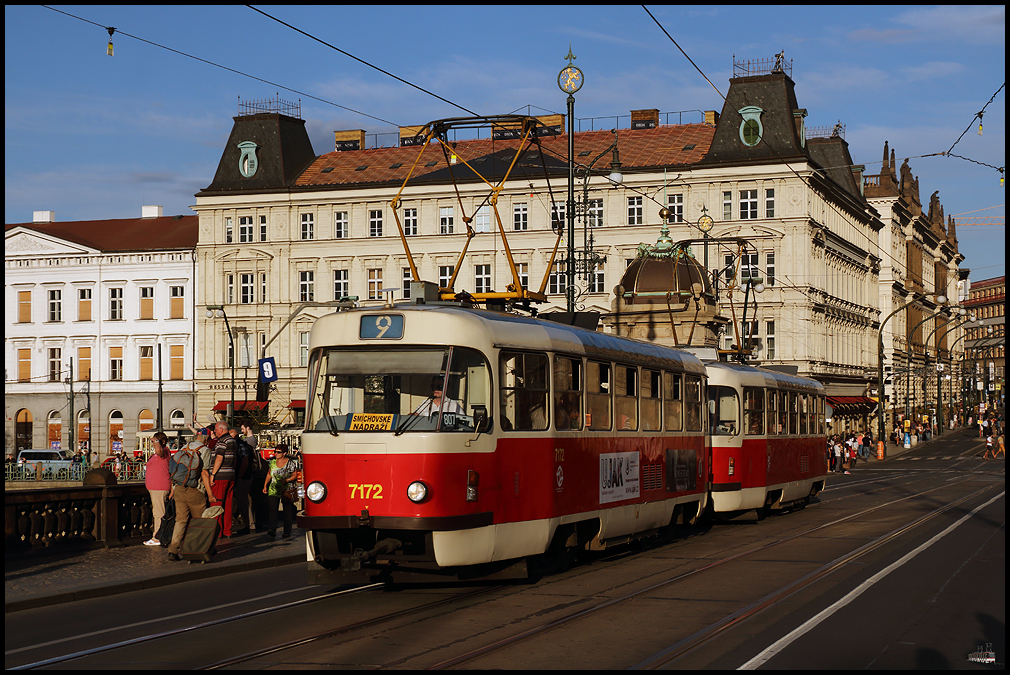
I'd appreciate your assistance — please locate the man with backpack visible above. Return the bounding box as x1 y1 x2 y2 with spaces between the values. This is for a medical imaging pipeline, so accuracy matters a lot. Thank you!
166 438 206 561
208 422 239 538
230 426 256 536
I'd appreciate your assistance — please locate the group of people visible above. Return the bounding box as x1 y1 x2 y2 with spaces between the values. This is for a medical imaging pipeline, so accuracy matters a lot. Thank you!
826 431 873 474
142 421 302 561
976 412 1005 459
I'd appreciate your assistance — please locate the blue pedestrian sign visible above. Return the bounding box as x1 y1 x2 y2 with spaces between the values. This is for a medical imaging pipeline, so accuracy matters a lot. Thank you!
259 357 278 382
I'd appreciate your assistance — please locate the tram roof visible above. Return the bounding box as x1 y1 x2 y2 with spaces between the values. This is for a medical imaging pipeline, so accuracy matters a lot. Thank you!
313 305 707 376
703 360 823 393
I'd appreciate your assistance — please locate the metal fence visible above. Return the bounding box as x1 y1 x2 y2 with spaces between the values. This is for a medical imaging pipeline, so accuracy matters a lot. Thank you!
6 460 146 484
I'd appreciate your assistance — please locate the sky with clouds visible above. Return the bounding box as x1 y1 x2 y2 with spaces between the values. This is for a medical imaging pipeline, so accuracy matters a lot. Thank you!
5 5 1005 277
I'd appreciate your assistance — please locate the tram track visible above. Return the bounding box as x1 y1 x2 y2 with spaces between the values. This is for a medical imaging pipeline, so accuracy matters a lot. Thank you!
425 474 996 670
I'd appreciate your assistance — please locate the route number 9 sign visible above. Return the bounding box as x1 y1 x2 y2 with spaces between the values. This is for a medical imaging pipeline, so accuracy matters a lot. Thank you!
259 357 278 382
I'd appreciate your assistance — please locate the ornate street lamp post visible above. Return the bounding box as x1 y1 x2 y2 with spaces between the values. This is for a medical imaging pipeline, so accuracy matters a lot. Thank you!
558 47 583 314
206 304 235 427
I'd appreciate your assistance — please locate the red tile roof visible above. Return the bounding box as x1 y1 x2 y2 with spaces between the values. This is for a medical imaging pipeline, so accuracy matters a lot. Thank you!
296 124 715 188
6 215 199 253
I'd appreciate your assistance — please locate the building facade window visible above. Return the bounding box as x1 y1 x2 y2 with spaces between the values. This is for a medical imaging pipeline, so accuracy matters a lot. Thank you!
334 211 348 239
513 203 528 231
587 198 604 228
170 345 184 380
589 263 606 293
333 269 349 299
628 196 643 225
551 202 566 231
439 206 454 234
225 217 233 243
740 189 758 219
402 267 412 299
226 275 234 305
474 264 491 294
723 191 733 220
300 332 310 368
109 288 124 320
666 194 684 223
766 321 776 359
367 268 383 300
299 271 315 302
474 205 490 233
240 274 255 304
439 265 454 289
18 291 32 323
170 286 185 318
78 346 92 381
239 216 254 243
48 348 62 382
300 213 314 240
403 208 418 236
18 349 31 382
48 289 62 322
140 286 154 319
109 346 123 381
765 252 776 286
549 262 567 295
139 345 154 381
369 210 383 237
259 215 268 242
765 189 775 218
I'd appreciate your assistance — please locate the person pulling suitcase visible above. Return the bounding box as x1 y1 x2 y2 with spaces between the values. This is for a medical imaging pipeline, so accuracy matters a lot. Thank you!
166 440 207 562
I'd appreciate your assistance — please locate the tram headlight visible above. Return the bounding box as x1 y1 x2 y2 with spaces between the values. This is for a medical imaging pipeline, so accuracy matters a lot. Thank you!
406 481 428 503
306 481 327 503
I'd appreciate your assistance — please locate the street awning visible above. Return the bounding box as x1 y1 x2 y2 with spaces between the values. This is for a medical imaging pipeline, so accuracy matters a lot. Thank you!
212 400 268 412
288 400 306 409
826 396 878 415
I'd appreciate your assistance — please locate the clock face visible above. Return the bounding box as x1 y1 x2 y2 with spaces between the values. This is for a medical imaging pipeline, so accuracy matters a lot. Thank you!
698 215 714 232
558 65 583 94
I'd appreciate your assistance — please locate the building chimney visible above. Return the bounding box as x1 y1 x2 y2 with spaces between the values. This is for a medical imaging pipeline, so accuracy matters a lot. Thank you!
399 125 426 147
704 110 720 126
33 211 55 223
142 205 163 218
851 165 865 197
631 109 659 129
334 129 366 152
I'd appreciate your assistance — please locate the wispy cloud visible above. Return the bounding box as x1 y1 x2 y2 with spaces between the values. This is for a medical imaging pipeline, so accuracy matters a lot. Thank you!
849 5 1005 44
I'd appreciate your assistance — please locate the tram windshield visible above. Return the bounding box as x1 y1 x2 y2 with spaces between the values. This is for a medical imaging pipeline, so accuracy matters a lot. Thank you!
306 347 491 434
708 386 740 436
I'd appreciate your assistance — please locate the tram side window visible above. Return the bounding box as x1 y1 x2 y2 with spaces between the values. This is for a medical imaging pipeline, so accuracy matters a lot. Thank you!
744 387 764 435
499 351 549 431
641 369 661 431
709 386 739 435
685 375 703 432
553 356 583 431
815 396 825 435
586 360 612 430
777 391 788 435
788 392 798 435
616 365 638 430
663 371 683 431
799 395 809 435
766 389 777 435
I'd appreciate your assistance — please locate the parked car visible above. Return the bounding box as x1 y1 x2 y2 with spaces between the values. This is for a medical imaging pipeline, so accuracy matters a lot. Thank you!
17 449 73 479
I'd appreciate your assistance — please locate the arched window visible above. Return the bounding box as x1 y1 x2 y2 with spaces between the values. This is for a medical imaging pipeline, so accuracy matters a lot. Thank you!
170 409 186 428
16 409 33 453
109 410 124 455
138 408 155 432
77 409 91 453
47 410 62 450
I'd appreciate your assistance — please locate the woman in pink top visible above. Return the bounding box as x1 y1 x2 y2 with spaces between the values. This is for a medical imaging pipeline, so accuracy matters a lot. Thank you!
144 432 172 546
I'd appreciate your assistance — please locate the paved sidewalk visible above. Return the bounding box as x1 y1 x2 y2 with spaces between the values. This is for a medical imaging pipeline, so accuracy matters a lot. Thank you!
5 528 306 613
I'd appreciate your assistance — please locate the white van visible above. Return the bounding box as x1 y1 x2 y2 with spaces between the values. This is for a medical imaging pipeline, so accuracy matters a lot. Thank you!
17 449 74 478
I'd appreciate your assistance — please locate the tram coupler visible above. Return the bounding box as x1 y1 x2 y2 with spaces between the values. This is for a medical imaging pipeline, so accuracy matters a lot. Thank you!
341 538 403 571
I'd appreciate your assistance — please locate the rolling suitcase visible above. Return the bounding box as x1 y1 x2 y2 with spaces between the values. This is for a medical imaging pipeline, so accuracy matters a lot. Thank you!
180 517 219 563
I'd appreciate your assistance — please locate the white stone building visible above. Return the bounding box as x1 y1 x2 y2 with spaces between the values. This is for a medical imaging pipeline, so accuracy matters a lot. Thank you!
191 61 961 434
4 208 199 458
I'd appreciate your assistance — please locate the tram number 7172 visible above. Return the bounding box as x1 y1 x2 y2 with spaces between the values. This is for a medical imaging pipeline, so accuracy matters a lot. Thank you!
348 483 384 499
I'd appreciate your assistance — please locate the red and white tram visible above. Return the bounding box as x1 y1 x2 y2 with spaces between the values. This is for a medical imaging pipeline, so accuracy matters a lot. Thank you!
298 305 709 583
704 361 828 515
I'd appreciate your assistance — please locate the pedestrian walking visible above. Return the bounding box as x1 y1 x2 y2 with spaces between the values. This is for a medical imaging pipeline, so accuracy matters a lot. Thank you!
166 439 206 561
209 421 238 538
143 432 171 546
264 444 299 539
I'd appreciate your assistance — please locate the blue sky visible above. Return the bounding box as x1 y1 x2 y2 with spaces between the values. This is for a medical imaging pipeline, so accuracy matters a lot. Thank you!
5 5 1005 278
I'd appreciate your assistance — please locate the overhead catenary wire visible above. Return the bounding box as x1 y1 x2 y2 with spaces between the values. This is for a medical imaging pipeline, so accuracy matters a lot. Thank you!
41 5 400 127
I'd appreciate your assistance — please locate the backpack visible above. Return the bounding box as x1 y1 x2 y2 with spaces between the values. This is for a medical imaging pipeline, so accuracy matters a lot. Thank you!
169 446 202 488
234 437 260 478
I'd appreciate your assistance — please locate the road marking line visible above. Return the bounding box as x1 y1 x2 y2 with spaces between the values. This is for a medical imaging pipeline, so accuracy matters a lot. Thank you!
738 490 1005 670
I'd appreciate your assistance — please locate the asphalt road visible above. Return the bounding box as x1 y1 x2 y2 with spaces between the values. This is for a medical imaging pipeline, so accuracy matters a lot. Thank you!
5 431 1003 670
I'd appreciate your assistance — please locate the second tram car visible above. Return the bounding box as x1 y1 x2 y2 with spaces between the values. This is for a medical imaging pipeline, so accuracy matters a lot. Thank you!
704 361 827 515
298 305 709 583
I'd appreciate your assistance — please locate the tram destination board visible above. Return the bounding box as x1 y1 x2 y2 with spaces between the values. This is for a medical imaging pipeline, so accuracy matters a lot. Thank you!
359 314 404 339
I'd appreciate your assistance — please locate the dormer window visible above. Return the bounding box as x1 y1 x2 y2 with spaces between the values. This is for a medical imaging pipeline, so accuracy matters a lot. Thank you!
738 106 764 147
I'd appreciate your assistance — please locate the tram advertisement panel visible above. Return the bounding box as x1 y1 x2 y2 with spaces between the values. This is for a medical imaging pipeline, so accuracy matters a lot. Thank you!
600 451 640 504
665 447 698 492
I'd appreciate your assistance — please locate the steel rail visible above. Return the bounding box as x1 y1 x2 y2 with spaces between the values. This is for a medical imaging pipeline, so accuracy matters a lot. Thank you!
425 474 983 670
